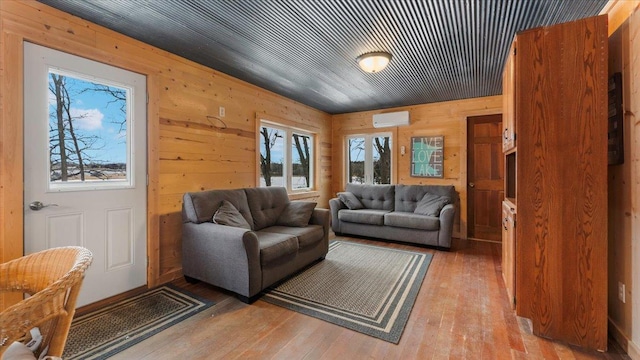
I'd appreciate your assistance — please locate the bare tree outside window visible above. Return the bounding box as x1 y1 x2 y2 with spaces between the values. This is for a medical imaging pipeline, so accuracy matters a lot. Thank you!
348 137 365 183
259 126 284 187
292 133 311 189
82 84 127 133
49 74 101 181
373 136 391 184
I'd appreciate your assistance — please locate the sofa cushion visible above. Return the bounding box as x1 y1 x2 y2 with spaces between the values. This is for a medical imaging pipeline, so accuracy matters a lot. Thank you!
259 225 324 248
245 187 290 230
254 231 299 266
337 192 364 210
414 193 451 216
338 209 389 225
276 201 316 227
212 200 252 229
345 183 395 210
394 184 457 212
384 211 440 231
183 189 253 226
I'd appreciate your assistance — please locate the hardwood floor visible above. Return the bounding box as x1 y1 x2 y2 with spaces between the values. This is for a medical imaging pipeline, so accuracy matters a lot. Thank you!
108 237 629 359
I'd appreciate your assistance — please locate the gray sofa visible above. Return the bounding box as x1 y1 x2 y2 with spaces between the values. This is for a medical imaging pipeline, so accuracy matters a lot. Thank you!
329 184 457 249
182 187 330 303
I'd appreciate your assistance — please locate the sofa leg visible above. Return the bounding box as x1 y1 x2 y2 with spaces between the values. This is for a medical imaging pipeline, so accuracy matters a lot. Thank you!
238 294 261 304
184 275 199 284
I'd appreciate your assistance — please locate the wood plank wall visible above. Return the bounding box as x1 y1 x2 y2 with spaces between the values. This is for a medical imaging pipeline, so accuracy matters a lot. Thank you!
331 96 503 239
605 1 640 357
0 0 332 301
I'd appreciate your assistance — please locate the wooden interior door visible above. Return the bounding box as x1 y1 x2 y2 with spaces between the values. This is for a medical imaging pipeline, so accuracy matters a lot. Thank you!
467 114 504 241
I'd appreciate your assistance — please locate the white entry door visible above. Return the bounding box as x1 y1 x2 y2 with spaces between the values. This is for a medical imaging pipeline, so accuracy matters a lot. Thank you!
23 42 147 307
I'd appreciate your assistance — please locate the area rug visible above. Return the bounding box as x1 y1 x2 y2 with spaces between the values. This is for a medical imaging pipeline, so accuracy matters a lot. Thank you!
262 240 432 343
63 285 214 360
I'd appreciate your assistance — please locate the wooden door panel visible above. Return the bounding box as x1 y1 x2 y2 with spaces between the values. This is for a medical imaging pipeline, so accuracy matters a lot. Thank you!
468 114 503 241
472 189 504 240
514 15 607 351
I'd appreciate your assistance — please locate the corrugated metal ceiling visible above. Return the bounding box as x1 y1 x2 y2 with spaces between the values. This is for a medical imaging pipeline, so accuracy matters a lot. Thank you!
38 0 608 114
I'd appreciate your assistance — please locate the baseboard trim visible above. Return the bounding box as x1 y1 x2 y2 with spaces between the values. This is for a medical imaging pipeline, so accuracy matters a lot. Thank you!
609 318 629 350
468 237 501 244
609 317 639 359
156 268 183 285
629 340 640 360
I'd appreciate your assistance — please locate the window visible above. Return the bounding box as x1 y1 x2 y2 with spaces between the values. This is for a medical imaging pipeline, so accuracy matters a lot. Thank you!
346 133 392 184
47 69 133 191
259 121 314 191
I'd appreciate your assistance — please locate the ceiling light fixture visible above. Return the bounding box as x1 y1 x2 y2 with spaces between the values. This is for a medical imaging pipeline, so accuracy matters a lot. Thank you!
357 51 392 73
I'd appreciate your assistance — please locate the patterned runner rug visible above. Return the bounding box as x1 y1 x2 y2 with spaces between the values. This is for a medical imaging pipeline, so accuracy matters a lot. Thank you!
262 240 432 343
63 285 213 360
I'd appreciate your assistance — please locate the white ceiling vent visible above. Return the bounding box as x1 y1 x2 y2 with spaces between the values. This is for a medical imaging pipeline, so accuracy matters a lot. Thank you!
372 111 410 128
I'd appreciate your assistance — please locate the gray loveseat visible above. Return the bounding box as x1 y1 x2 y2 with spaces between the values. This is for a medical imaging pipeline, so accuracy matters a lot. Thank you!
182 187 330 303
329 184 457 249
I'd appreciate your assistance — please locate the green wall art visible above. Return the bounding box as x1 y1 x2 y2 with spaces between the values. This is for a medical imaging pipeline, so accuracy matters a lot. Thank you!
411 136 444 178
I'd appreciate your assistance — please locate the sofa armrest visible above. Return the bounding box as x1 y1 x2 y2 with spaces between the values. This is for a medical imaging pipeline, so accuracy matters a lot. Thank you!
309 208 330 254
438 204 456 248
309 208 330 230
182 222 261 297
328 198 345 233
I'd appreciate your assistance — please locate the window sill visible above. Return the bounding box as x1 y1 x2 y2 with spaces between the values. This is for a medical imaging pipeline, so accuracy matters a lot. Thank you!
289 190 320 201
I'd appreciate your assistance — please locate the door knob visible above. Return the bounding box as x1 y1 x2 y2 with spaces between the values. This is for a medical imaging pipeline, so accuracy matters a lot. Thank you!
469 182 475 188
29 201 58 211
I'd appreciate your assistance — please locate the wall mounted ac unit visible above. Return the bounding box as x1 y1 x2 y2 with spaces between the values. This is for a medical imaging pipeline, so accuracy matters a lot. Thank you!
372 111 410 128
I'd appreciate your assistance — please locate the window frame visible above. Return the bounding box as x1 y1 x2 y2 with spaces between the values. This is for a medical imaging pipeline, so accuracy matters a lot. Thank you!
345 132 394 185
258 120 315 192
46 67 136 192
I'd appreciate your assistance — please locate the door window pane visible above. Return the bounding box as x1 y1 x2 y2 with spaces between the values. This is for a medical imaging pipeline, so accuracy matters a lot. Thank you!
48 70 130 189
348 137 365 184
259 126 285 187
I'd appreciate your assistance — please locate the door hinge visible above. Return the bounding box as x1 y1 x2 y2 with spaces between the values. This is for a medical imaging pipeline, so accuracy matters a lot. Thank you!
514 47 517 56
146 93 149 104
146 174 149 186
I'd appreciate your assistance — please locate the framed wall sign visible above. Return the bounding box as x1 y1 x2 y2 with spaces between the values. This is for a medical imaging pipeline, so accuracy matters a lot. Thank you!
411 136 444 177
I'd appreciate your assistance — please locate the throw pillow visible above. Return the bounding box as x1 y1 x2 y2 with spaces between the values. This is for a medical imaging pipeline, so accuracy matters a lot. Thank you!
337 192 364 210
414 193 451 217
212 200 252 229
276 201 316 227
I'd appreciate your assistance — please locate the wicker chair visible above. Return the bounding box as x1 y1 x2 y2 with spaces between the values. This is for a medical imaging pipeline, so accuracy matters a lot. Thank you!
0 247 92 359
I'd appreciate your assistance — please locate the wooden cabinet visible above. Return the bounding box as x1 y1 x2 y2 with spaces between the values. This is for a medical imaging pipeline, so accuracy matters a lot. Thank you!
501 201 516 308
501 14 608 351
502 41 516 152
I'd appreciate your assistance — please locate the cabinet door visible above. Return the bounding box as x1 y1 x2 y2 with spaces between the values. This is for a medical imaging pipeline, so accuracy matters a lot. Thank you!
515 14 608 351
502 41 516 152
502 201 516 308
